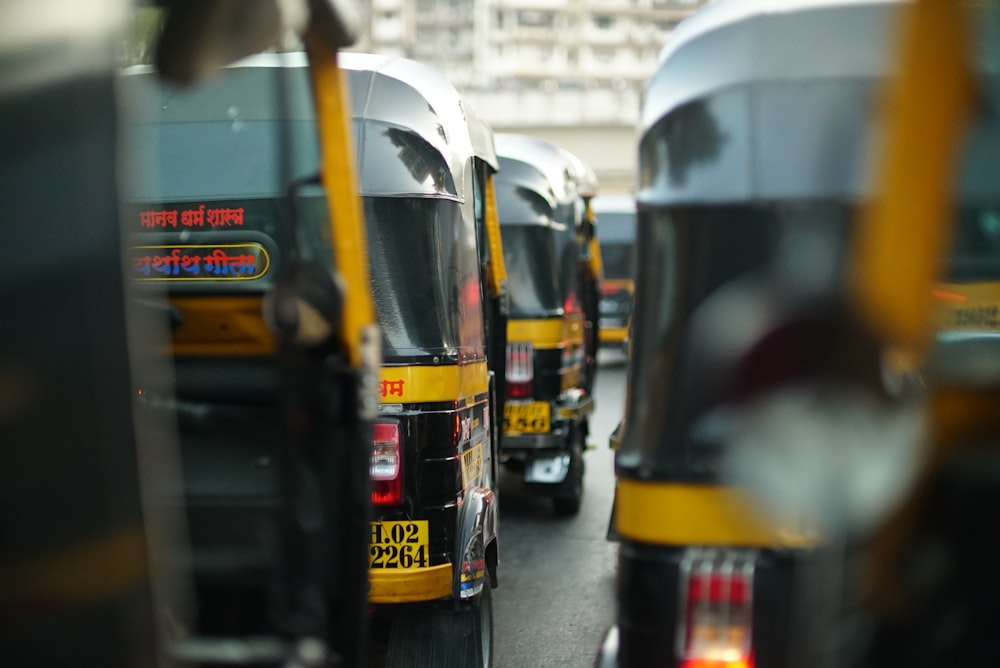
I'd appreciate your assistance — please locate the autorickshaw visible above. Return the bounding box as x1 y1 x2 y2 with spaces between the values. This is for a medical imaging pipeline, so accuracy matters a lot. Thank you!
341 53 504 667
561 148 603 395
595 1 908 666
495 132 594 515
120 11 378 664
592 195 637 352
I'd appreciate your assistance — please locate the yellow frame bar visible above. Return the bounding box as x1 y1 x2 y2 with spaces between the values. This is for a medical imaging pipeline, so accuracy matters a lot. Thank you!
306 41 377 368
484 173 508 297
851 0 974 353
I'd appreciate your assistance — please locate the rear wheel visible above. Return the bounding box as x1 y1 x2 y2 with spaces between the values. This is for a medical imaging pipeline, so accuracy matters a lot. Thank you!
552 425 585 516
385 585 494 668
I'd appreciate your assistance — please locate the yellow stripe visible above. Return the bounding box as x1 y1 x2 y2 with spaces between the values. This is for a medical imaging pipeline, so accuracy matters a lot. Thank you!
169 295 277 356
599 327 629 344
484 174 509 297
603 278 634 294
508 315 584 348
851 0 975 352
369 563 452 604
615 480 821 549
0 528 148 613
308 44 377 368
379 361 488 403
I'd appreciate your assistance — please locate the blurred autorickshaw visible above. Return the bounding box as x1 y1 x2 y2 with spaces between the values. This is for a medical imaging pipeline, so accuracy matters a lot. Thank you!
596 0 909 665
495 133 596 516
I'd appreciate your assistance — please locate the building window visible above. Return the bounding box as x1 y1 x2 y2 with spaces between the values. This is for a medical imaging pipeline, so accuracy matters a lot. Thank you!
593 15 615 30
592 47 614 64
517 10 554 29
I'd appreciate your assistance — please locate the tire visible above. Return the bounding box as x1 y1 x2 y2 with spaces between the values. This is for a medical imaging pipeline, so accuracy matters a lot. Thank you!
385 585 494 668
552 426 585 516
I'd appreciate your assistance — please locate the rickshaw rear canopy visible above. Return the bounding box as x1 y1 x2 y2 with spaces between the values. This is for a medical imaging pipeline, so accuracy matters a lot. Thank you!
342 52 497 201
639 0 903 206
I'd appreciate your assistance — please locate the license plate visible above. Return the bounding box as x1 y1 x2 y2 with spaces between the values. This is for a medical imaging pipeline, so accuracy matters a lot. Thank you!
369 521 429 570
503 401 551 434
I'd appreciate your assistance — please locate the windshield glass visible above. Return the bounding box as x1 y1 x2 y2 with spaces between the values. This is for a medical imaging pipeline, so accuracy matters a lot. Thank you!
601 242 634 280
622 202 850 478
501 226 564 317
365 196 484 362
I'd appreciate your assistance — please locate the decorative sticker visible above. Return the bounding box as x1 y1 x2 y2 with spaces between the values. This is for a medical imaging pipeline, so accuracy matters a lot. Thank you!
461 442 484 490
129 243 270 281
139 205 245 230
379 379 406 398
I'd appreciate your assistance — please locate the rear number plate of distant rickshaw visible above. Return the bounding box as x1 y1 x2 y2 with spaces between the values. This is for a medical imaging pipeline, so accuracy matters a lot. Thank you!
503 401 551 433
369 521 429 569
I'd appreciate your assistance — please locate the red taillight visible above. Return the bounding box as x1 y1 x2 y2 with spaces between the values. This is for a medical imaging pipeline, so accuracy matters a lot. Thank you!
371 422 402 506
678 549 756 668
506 343 534 399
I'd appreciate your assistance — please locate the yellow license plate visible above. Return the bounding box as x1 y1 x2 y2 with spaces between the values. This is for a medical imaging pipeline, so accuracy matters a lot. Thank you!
503 401 551 434
369 521 429 570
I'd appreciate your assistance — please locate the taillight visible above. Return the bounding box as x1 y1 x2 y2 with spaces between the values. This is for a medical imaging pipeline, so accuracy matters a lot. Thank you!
506 343 534 399
371 422 402 506
678 549 756 668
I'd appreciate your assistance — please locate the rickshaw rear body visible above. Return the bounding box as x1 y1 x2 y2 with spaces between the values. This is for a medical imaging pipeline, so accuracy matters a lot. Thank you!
342 54 501 663
495 133 594 514
122 50 376 661
592 194 637 349
601 1 904 666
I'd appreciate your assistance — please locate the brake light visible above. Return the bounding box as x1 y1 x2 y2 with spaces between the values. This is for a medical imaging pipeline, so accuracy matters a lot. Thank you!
678 549 756 668
506 343 534 399
371 422 402 506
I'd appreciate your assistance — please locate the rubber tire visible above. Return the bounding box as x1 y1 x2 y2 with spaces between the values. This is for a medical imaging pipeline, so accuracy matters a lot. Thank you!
552 427 585 516
385 585 494 668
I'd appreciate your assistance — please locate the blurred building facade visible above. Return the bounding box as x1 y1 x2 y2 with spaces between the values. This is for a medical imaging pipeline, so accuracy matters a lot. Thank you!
351 0 711 192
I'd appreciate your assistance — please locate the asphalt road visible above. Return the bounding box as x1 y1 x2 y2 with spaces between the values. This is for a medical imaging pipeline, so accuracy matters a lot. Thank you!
492 350 627 668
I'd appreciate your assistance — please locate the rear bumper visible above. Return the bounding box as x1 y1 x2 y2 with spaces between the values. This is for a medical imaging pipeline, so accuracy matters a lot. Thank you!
369 563 453 604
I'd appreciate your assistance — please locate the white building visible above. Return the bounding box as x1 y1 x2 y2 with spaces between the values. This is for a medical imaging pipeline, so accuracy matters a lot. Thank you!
352 0 711 192
356 0 707 92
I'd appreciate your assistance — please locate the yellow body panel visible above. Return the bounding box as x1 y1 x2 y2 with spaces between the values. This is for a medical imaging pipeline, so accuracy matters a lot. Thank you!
368 563 453 604
508 314 585 349
168 295 276 356
0 528 147 612
615 480 821 549
378 362 488 404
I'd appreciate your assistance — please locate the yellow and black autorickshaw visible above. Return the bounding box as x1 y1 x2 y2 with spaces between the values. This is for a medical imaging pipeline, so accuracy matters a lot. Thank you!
341 53 504 667
596 0 910 665
121 15 379 664
495 133 594 515
592 195 636 352
561 149 603 395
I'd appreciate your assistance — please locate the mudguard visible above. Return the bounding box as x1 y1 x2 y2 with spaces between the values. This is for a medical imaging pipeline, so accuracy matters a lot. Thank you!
452 486 498 599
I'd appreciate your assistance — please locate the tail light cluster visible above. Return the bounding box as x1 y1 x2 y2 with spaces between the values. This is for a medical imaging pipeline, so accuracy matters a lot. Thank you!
678 548 757 668
370 421 402 506
506 343 534 399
